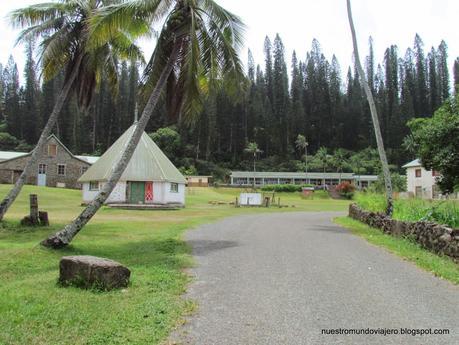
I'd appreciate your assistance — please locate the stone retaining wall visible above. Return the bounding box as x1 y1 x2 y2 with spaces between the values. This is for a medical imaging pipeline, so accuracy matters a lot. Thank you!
349 203 459 262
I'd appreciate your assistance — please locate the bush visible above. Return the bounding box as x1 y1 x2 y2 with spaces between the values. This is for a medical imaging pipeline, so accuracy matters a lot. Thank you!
0 132 19 150
261 184 314 193
369 173 407 193
335 181 356 199
355 192 459 227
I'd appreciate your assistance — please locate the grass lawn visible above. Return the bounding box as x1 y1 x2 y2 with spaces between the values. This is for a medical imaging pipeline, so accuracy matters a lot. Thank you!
335 217 459 285
0 185 349 345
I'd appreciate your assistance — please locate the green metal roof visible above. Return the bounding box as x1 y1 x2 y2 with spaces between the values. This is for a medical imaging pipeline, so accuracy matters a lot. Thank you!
78 124 186 184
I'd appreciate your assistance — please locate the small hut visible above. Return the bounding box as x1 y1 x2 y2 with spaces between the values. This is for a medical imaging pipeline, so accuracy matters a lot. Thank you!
79 124 186 207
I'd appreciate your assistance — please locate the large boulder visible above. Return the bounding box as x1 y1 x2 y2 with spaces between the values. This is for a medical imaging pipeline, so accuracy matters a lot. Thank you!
59 255 130 290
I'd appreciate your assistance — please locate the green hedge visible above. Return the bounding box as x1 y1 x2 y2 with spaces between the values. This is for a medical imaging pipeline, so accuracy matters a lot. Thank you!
261 184 315 193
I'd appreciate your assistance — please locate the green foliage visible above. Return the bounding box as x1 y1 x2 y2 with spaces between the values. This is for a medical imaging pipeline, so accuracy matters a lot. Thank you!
0 132 19 150
407 96 459 193
261 184 313 193
149 127 181 159
369 173 407 193
179 165 197 176
355 193 459 228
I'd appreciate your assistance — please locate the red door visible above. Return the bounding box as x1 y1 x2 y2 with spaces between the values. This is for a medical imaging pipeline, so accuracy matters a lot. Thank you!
145 182 153 202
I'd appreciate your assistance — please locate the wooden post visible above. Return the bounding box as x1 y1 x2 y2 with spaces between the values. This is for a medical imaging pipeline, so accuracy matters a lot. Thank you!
278 197 281 208
235 197 239 208
30 194 38 224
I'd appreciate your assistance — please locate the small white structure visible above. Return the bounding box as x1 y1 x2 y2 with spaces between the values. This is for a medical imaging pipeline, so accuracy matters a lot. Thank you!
239 193 262 206
79 124 186 206
402 159 441 199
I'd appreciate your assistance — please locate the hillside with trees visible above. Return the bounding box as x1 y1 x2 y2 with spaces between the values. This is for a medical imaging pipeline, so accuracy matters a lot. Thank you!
0 34 457 179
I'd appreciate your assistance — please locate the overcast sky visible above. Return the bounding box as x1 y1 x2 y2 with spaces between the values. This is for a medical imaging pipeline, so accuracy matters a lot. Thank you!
1 0 459 83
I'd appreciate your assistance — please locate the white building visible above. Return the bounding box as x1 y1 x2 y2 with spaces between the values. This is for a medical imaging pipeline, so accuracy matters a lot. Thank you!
79 124 186 206
402 159 441 199
230 171 377 189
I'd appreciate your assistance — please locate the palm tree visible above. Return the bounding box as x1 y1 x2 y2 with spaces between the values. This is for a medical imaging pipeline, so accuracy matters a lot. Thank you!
315 147 329 188
332 148 347 183
244 142 262 189
347 0 393 215
349 154 364 189
0 0 143 221
295 134 308 178
42 0 245 248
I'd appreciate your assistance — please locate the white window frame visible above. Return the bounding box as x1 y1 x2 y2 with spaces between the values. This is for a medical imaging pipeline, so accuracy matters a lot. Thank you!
38 163 47 174
170 182 179 193
89 181 99 191
57 164 66 176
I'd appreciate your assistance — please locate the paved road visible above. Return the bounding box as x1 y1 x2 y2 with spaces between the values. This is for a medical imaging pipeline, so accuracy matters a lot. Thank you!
171 212 459 345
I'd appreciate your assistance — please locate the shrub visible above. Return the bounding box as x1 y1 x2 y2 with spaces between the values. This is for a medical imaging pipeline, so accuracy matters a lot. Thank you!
355 192 459 227
335 181 356 199
261 184 314 193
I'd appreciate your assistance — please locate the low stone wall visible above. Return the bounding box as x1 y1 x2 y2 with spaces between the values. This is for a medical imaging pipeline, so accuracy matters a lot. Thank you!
349 203 459 262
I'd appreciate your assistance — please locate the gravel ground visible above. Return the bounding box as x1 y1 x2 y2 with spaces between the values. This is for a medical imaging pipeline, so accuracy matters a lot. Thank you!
170 212 459 345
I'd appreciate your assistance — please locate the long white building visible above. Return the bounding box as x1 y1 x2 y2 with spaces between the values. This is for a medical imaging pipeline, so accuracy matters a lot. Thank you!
230 171 377 188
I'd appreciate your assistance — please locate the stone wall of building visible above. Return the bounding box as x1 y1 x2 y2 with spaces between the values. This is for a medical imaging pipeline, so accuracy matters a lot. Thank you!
349 203 459 262
0 136 90 189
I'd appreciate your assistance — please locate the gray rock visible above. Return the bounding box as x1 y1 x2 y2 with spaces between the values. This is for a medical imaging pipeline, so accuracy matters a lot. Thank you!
59 255 130 290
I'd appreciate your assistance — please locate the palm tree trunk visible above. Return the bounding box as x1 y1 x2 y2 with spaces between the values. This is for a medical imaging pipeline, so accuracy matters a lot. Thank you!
41 44 181 248
0 55 83 221
346 0 393 215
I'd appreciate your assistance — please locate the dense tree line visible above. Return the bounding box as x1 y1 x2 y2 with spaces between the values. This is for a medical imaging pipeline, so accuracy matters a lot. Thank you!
0 34 457 176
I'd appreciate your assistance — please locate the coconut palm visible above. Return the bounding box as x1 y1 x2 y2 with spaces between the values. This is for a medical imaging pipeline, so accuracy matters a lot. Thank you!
295 134 308 175
42 0 245 248
347 0 393 214
244 142 262 189
315 147 329 187
0 0 144 221
332 148 347 183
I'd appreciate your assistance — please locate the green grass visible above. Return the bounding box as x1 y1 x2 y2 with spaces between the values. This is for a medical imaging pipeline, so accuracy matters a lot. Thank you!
355 192 459 228
335 217 459 285
0 185 349 345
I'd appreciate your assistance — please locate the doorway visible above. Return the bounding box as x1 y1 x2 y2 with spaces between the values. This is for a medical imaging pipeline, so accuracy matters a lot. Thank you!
37 164 47 186
129 182 145 204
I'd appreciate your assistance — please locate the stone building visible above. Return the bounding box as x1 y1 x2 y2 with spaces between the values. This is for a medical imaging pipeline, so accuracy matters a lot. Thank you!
0 135 98 189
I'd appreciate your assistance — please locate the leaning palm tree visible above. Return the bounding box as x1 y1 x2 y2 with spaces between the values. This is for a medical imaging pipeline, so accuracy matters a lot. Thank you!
346 0 393 215
0 0 144 221
295 134 308 176
244 142 262 189
42 0 245 248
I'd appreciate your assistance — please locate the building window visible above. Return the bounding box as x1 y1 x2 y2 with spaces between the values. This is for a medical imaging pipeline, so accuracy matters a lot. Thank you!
57 164 66 176
81 166 88 175
48 144 57 157
170 182 179 193
415 169 422 178
38 164 47 174
432 170 441 177
89 181 99 191
415 186 422 197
